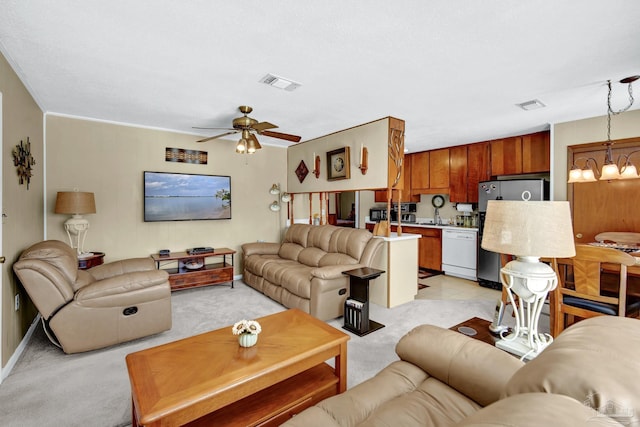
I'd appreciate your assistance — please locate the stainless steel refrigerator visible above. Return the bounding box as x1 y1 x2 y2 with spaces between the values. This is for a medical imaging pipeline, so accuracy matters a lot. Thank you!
477 179 549 289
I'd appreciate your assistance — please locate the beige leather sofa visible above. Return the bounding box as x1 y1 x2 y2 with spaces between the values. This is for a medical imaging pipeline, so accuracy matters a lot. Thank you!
242 224 383 320
13 240 172 354
283 315 640 426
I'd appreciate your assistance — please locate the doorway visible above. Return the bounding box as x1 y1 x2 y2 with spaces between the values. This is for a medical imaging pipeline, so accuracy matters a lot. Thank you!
333 191 358 228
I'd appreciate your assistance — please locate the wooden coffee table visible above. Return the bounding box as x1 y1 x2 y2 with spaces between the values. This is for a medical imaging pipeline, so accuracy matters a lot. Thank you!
126 309 349 426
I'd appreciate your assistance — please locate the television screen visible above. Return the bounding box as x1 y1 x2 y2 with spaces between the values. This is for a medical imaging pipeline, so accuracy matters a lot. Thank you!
144 171 231 221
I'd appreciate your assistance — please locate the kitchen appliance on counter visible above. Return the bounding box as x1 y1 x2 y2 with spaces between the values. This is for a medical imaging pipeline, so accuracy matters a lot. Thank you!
369 208 387 222
477 179 549 289
400 213 416 223
455 203 477 228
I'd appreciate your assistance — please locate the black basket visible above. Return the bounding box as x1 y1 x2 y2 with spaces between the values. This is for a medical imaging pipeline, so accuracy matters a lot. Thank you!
344 298 369 334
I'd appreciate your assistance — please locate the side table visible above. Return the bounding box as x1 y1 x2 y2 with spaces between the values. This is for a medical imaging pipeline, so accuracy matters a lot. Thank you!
78 252 105 270
342 267 385 336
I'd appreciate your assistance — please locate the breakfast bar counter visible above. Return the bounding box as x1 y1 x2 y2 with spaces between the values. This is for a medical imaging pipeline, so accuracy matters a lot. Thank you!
370 232 420 308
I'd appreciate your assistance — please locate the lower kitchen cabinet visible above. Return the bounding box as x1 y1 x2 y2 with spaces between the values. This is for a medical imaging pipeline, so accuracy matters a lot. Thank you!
395 226 442 271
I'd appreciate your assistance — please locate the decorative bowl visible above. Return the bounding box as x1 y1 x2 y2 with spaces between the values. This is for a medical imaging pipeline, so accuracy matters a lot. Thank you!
184 260 204 270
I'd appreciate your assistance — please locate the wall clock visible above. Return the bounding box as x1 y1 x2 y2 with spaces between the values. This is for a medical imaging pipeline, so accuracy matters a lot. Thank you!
326 147 351 181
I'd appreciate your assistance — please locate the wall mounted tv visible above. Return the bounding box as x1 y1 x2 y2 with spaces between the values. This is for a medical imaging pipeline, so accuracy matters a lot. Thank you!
144 171 231 221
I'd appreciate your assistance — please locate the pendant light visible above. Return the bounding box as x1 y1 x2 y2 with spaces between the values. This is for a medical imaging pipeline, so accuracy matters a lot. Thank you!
568 75 640 183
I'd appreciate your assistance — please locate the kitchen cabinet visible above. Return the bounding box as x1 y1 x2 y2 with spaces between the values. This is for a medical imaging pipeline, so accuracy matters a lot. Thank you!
449 145 468 203
411 148 450 195
467 142 491 202
374 153 419 203
449 142 491 203
521 131 550 173
394 225 442 271
490 131 549 176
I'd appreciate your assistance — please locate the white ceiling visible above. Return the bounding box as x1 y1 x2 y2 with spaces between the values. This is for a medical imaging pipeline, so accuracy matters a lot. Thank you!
1 1 640 152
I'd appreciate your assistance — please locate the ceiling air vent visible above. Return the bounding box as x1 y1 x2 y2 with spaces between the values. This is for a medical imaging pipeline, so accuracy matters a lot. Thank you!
517 99 546 111
259 74 301 91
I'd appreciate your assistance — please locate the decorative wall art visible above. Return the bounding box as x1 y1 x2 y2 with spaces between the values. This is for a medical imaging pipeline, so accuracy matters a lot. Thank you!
326 147 351 181
165 147 208 164
295 160 309 183
12 137 36 189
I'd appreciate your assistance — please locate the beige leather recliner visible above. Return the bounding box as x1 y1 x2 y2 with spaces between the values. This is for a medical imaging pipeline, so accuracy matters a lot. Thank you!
13 240 172 354
283 315 640 426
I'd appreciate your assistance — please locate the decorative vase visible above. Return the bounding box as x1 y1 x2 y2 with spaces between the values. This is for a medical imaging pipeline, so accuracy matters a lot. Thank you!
238 333 258 348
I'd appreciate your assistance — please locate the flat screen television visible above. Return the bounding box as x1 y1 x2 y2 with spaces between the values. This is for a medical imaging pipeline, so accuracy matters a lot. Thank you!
144 171 231 221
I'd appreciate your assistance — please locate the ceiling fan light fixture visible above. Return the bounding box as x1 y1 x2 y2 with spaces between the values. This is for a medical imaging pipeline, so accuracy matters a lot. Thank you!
516 99 546 111
259 73 302 91
236 139 247 153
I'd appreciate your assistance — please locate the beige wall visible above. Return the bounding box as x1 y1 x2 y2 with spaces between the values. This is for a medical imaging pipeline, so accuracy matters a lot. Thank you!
1 52 44 368
45 115 288 267
553 109 640 201
287 117 396 193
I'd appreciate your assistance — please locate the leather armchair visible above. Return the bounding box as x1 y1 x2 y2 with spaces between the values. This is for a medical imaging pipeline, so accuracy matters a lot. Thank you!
13 240 172 354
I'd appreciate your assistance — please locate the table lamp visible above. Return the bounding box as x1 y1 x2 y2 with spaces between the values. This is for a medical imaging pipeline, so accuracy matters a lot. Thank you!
481 200 575 360
54 191 96 256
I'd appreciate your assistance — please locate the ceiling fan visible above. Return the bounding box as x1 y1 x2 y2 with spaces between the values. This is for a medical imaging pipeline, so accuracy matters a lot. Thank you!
194 106 301 153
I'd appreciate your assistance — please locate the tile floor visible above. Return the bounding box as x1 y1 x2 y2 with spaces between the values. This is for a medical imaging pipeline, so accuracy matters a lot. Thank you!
419 273 552 335
417 273 502 302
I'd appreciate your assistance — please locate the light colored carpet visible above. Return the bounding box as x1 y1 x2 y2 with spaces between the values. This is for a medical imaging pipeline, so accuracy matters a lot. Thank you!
0 281 496 427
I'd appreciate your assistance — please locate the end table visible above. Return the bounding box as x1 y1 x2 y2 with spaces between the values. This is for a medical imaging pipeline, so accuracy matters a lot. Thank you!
78 252 105 270
342 267 385 336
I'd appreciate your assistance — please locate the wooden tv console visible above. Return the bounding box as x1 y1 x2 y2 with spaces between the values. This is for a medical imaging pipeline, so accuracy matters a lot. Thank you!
151 248 235 291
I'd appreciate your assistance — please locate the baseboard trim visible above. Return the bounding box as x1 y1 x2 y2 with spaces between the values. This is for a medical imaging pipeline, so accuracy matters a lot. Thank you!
1 314 40 383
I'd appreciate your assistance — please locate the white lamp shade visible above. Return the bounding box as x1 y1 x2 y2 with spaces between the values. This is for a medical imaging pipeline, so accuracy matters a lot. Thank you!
269 184 280 195
620 164 639 179
600 163 621 180
567 168 584 183
481 200 576 258
580 168 597 182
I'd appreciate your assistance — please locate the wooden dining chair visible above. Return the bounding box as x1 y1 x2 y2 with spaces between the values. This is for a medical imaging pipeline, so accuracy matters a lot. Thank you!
552 244 640 337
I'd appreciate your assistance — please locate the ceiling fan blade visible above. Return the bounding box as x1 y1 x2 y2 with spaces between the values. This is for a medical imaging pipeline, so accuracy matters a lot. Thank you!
196 130 238 143
192 126 235 130
252 121 278 131
260 130 302 143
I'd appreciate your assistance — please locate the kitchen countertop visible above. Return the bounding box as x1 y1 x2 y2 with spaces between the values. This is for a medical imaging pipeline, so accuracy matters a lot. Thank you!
366 221 478 232
372 232 421 242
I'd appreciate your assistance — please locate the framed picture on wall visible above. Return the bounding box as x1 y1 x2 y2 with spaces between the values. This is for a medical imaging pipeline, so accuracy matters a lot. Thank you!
326 147 351 181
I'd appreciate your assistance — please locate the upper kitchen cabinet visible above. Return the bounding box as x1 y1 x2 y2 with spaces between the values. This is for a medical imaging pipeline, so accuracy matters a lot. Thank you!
449 142 490 203
411 148 450 195
521 131 550 173
467 142 491 202
490 131 550 176
374 153 419 203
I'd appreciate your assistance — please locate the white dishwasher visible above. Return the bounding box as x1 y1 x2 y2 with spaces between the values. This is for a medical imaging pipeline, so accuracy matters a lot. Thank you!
441 228 477 281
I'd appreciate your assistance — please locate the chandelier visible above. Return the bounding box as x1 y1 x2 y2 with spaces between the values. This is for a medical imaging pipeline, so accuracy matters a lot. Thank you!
568 75 640 183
